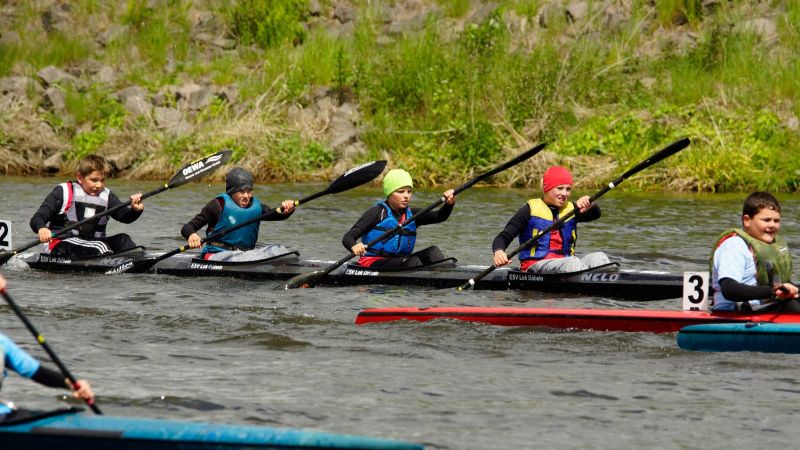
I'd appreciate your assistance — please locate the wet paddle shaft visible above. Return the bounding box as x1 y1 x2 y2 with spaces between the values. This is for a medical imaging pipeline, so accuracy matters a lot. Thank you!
0 286 102 414
459 137 691 290
0 150 233 266
106 160 388 274
282 143 548 289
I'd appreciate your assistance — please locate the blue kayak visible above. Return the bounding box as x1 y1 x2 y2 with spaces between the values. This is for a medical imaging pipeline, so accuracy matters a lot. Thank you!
0 408 423 450
678 322 800 353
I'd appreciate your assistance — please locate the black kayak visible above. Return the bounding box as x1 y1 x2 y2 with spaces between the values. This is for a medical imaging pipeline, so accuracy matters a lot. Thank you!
22 250 683 301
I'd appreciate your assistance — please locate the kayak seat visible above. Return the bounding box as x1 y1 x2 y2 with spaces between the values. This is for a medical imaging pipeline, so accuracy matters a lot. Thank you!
188 251 300 267
346 257 458 273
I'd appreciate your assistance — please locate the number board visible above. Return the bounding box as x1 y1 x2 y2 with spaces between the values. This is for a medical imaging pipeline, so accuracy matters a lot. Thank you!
683 271 709 311
0 220 11 250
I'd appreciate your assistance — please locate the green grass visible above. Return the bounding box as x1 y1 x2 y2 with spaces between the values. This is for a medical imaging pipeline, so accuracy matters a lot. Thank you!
1 0 799 191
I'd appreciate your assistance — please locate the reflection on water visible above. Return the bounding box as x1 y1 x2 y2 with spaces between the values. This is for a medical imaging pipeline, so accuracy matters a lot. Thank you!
1 177 799 448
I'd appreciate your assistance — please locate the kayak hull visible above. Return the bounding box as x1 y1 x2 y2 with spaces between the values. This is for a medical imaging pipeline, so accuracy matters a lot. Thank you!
0 410 422 450
355 306 800 333
23 252 683 301
678 322 800 353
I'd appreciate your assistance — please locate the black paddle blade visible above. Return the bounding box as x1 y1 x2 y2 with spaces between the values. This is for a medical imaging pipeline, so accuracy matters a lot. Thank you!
167 149 233 188
281 269 324 290
0 251 14 266
325 160 387 195
616 137 690 183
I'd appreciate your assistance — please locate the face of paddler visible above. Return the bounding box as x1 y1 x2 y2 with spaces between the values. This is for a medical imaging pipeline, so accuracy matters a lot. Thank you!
743 207 781 244
231 188 254 208
387 187 413 210
76 170 107 196
543 184 572 208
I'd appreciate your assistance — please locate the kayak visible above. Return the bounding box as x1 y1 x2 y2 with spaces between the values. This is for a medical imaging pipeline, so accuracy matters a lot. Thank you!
678 322 800 353
0 408 423 450
355 306 800 333
22 251 683 301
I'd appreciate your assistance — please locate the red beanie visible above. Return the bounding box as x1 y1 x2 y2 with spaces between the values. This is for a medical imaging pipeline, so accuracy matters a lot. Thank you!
542 166 573 192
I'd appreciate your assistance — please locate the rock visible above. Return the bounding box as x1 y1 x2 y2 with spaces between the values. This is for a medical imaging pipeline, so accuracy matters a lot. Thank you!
42 151 64 173
639 77 657 89
96 24 129 47
115 86 148 103
93 65 117 85
176 83 213 111
154 107 192 136
37 66 76 87
41 2 72 33
787 117 799 131
334 2 355 24
0 76 37 99
739 17 778 44
105 151 137 172
124 96 151 117
468 2 500 25
308 0 322 16
215 85 238 104
565 1 588 23
42 87 66 112
0 30 21 45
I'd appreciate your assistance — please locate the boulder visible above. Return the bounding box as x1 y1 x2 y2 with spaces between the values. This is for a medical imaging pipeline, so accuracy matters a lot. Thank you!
115 86 148 104
42 151 64 173
37 65 76 87
124 96 151 117
93 65 117 85
176 83 213 111
42 87 66 112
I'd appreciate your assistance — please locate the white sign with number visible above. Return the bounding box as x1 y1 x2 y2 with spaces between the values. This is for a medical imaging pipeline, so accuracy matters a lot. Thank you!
0 220 11 250
683 271 709 311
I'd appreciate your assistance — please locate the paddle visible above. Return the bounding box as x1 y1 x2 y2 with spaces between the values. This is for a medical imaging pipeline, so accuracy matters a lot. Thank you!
282 143 548 289
0 150 233 267
458 137 691 291
0 284 102 414
105 160 388 275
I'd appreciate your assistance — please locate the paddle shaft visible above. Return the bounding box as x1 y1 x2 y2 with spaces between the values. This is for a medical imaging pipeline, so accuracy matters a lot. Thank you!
282 143 548 288
0 287 102 414
460 137 691 290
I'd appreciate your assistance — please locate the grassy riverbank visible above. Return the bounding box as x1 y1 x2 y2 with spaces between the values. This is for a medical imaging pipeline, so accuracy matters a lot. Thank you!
1 0 798 191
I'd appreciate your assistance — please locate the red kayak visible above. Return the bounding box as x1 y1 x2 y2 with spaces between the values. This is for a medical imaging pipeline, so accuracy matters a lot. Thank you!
355 306 800 333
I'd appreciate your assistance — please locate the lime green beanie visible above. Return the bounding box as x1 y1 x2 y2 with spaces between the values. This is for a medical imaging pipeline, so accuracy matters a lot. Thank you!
382 169 413 197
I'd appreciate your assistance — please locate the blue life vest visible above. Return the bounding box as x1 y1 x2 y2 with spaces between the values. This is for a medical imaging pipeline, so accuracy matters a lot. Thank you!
201 193 263 256
364 202 417 257
518 198 577 261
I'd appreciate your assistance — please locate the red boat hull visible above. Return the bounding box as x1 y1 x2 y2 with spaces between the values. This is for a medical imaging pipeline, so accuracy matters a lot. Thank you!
355 307 800 333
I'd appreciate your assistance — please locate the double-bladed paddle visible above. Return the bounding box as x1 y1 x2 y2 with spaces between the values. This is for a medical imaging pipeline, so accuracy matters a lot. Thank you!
0 150 233 267
105 160 388 275
458 137 691 290
282 143 548 289
0 284 102 414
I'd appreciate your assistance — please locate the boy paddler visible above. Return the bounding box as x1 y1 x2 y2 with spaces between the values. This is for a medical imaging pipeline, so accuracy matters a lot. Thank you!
491 165 609 273
182 167 296 261
29 154 144 257
710 191 799 311
342 169 455 269
0 275 95 421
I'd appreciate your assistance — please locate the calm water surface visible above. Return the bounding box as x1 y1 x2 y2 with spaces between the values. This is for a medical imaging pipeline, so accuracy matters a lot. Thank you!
1 176 800 449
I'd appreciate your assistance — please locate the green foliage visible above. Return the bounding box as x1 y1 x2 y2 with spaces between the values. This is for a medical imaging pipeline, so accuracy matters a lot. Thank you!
656 0 704 26
161 135 196 166
276 136 334 171
68 112 125 160
227 0 308 49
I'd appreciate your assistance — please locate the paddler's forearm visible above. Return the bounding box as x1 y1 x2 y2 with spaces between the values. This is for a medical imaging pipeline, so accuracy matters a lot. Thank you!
718 277 774 302
31 365 68 389
491 205 530 252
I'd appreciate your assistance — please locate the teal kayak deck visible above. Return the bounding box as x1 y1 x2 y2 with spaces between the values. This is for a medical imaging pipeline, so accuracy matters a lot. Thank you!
678 322 800 353
0 410 423 450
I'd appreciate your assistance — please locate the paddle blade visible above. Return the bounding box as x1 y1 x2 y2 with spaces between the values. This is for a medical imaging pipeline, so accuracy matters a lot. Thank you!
0 251 14 266
282 270 325 289
167 149 233 188
617 137 690 182
324 160 387 195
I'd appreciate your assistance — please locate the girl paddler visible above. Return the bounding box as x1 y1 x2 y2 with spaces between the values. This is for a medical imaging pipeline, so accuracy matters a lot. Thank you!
710 191 799 311
491 165 609 273
181 167 296 262
342 169 456 269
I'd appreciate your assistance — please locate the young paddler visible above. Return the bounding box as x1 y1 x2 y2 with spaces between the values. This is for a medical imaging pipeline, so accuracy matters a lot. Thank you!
710 191 799 311
181 167 296 261
342 169 455 269
29 154 144 257
491 165 609 273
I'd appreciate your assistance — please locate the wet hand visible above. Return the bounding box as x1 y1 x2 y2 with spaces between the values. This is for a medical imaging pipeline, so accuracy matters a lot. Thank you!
443 189 456 205
130 193 144 212
576 195 593 212
188 233 202 249
280 200 296 214
351 243 367 256
493 249 509 267
67 379 95 404
37 228 52 243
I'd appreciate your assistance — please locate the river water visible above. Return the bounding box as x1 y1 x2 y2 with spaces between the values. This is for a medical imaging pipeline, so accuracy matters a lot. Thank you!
1 175 799 449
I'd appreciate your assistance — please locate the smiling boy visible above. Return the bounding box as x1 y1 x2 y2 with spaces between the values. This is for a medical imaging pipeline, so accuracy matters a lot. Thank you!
710 191 799 311
29 154 144 257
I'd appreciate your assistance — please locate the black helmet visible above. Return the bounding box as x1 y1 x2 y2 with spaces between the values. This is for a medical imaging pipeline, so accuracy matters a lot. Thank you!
226 167 254 193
